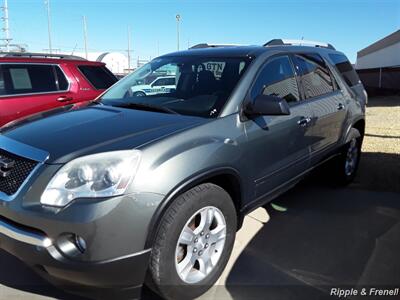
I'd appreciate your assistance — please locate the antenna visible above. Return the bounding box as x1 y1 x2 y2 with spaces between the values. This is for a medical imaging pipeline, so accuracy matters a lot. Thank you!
71 43 78 55
1 0 12 52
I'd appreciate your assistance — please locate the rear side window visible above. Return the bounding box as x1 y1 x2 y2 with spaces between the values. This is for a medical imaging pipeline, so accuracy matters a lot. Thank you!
78 65 117 90
294 54 334 99
329 53 360 87
0 64 61 96
55 66 69 90
251 55 300 103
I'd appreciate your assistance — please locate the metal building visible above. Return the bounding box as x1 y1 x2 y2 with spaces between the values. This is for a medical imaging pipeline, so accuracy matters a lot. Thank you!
75 51 129 75
356 30 400 93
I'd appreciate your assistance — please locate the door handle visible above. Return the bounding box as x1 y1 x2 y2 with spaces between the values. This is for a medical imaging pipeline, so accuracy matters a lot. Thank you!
337 103 345 111
57 96 73 102
297 117 312 127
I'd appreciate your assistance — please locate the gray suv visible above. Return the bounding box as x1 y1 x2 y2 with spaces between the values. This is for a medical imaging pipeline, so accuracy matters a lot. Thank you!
0 39 366 300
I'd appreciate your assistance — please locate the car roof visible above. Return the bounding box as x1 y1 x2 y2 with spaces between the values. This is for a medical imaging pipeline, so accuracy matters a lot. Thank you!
160 44 342 59
0 56 105 66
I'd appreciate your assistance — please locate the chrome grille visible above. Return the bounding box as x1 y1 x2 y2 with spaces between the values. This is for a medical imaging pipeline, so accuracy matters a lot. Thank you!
0 149 37 196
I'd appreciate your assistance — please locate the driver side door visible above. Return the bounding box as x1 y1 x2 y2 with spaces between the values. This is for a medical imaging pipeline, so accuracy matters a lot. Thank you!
243 55 314 198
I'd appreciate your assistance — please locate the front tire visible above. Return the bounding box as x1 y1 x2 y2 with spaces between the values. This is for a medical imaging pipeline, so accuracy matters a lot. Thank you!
147 183 237 299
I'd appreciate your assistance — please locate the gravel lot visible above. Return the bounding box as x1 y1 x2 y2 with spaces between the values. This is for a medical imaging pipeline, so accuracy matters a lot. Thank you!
354 95 400 193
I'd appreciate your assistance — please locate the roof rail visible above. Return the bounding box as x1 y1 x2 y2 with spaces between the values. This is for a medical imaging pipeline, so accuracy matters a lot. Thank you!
0 52 87 60
189 43 244 49
264 39 335 50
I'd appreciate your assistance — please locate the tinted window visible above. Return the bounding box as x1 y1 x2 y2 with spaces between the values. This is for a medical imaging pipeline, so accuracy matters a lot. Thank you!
152 78 175 86
165 78 176 85
0 64 58 95
251 56 300 103
78 65 118 89
295 54 334 99
101 57 251 118
55 66 69 90
329 53 360 87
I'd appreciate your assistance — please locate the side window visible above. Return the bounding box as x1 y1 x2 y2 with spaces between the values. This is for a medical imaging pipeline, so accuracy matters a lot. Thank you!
251 55 300 103
78 65 118 90
152 78 166 86
329 53 361 87
165 78 176 86
294 54 334 99
55 66 69 91
0 66 6 96
1 64 58 95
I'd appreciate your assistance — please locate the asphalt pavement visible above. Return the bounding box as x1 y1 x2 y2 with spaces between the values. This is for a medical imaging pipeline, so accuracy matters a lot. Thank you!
1 171 399 300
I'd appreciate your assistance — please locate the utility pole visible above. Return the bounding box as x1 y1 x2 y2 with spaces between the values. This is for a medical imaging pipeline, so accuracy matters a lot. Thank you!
1 0 11 52
127 26 131 71
44 0 52 53
82 16 88 59
176 14 180 51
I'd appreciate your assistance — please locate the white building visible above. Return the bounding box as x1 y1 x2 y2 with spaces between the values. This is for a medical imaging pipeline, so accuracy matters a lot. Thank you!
75 52 130 75
356 30 400 69
356 30 400 92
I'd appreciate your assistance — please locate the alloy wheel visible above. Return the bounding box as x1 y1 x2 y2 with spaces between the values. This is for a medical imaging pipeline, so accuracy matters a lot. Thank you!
175 206 227 284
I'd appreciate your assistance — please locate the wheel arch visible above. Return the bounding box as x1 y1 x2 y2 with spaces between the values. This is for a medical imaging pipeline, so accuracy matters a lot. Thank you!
144 167 244 248
343 117 365 144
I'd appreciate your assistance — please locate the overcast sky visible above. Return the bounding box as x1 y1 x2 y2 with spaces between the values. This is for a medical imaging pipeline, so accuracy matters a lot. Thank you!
6 0 400 62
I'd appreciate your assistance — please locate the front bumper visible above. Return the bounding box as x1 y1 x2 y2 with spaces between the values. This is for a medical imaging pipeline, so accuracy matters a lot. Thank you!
0 190 164 299
0 215 151 299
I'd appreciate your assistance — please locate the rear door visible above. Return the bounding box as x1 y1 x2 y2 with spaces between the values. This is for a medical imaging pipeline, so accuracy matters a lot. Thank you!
243 55 313 198
293 53 347 164
0 63 74 127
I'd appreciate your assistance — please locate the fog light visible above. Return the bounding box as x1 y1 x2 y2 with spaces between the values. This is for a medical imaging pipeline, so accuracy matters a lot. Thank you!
57 234 87 257
74 235 87 253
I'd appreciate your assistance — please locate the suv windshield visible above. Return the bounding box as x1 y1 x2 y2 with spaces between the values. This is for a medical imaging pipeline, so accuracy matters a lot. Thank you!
101 56 251 118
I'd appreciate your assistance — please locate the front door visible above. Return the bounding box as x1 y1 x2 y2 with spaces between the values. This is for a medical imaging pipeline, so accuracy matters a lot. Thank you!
243 55 313 199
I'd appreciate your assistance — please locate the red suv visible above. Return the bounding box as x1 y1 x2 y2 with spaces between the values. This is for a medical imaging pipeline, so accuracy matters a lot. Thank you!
0 52 118 128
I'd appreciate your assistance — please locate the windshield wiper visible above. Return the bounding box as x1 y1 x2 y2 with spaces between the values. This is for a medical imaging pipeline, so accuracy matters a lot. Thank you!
113 102 179 115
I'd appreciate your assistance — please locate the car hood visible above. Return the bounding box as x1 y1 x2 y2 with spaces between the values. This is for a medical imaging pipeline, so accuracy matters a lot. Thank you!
3 104 206 164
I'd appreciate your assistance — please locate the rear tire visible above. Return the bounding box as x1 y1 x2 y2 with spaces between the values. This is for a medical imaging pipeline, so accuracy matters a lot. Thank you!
147 183 237 300
330 128 362 185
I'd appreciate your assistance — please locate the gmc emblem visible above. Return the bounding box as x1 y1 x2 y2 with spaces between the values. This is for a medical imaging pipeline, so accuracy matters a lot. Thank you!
0 156 15 178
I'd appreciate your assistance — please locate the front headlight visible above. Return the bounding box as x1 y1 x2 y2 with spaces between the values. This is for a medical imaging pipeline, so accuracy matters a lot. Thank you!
41 150 141 207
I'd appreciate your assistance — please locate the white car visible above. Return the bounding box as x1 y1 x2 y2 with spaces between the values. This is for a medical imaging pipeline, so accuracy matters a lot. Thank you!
131 76 176 96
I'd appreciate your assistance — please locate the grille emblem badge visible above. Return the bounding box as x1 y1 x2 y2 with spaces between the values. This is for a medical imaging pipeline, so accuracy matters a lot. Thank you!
0 156 15 178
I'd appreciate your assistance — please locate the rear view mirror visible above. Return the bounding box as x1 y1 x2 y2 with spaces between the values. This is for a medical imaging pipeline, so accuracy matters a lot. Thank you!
244 94 290 116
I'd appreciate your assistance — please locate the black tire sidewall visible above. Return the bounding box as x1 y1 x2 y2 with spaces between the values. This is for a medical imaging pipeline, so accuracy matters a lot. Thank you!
133 91 146 97
150 184 237 299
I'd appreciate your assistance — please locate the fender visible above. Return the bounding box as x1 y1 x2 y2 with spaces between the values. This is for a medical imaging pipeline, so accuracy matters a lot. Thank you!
144 166 244 248
342 117 365 144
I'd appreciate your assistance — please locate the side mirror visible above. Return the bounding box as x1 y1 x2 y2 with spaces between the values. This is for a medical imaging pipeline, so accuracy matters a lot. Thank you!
244 94 290 116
